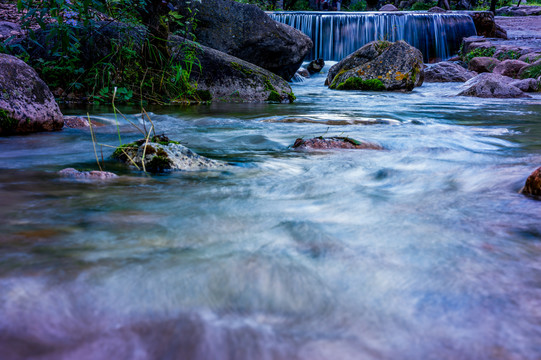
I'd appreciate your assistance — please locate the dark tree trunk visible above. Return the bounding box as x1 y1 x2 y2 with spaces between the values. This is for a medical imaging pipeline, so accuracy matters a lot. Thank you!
489 0 498 13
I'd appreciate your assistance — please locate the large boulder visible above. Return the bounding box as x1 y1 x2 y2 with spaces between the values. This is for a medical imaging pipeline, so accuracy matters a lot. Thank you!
465 11 495 38
0 54 63 135
424 61 476 82
173 0 312 81
521 167 541 198
172 40 295 103
327 41 424 91
112 136 228 173
468 57 501 73
457 73 528 98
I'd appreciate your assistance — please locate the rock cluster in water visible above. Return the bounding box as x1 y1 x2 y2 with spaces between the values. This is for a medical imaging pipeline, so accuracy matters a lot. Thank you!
112 135 227 173
58 168 118 180
326 40 424 92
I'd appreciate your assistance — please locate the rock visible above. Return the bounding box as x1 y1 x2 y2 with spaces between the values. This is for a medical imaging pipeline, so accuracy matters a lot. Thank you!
0 54 63 135
465 11 495 38
457 73 528 98
492 59 530 78
58 168 118 180
517 59 541 79
461 36 493 55
468 57 501 73
307 59 325 74
292 137 383 150
496 5 541 16
327 40 424 91
112 135 228 173
519 52 541 63
174 0 312 81
494 23 508 39
424 61 476 82
296 67 310 78
428 6 448 13
379 4 399 11
0 21 21 40
521 167 541 198
63 116 105 129
509 78 540 92
172 39 295 103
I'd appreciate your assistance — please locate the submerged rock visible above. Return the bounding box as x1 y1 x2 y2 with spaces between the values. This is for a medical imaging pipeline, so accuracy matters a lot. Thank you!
59 168 118 180
327 41 424 91
63 116 105 129
457 73 528 98
112 135 227 173
0 54 63 135
173 0 312 80
521 167 541 198
424 61 476 82
292 137 383 150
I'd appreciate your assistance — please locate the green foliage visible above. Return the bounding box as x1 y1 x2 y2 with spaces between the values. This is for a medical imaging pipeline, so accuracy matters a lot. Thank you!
522 54 541 64
267 90 282 102
374 40 392 54
347 0 367 10
410 1 437 10
520 64 541 80
496 50 520 61
462 47 496 63
335 78 385 90
289 0 312 10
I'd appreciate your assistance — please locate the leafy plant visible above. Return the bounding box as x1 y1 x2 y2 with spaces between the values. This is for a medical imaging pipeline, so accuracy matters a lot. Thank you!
462 47 496 63
410 1 437 10
520 63 541 80
496 50 520 61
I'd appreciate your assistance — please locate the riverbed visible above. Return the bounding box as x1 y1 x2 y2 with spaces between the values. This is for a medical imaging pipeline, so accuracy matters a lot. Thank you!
1 69 540 359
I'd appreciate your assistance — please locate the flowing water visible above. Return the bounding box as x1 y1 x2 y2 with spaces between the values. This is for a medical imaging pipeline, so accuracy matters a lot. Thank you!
1 68 541 360
269 12 477 62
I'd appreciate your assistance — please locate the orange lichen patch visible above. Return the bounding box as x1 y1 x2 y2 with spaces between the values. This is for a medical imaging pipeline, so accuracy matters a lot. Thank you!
394 71 408 81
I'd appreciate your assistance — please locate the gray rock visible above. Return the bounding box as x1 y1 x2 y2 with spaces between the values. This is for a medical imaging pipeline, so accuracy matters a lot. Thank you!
468 57 501 73
493 59 530 78
0 21 21 40
510 78 541 92
113 137 228 173
379 4 399 11
428 6 448 13
327 41 424 91
172 39 295 103
496 5 541 16
59 168 118 180
519 52 541 63
296 67 310 78
174 0 312 81
307 59 325 74
292 137 383 150
457 73 528 98
0 54 63 135
424 61 476 82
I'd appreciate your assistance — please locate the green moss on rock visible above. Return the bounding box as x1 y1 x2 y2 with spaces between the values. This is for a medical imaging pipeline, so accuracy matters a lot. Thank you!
0 108 17 132
335 78 385 91
267 90 282 102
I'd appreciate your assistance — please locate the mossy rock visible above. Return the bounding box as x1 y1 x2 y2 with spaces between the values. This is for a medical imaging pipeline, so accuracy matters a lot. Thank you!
335 78 385 91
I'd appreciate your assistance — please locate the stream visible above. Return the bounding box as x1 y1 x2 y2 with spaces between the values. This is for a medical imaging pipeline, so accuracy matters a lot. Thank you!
1 67 541 359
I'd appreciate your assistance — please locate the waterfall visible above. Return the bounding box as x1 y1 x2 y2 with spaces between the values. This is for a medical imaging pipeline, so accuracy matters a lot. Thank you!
268 12 477 62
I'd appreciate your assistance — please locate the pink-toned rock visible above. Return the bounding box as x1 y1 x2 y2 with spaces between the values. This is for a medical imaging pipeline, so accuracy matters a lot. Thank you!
492 60 529 79
510 78 540 92
292 137 383 150
58 168 118 180
0 54 63 135
468 57 501 73
63 116 105 129
519 52 541 64
521 167 541 197
424 61 475 82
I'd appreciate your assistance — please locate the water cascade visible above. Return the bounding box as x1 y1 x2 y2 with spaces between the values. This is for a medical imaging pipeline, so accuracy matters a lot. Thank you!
269 12 477 62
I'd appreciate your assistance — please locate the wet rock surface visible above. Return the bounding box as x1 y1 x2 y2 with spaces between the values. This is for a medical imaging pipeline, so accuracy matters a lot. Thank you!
58 168 118 180
292 137 383 150
521 167 541 197
492 59 529 78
